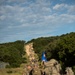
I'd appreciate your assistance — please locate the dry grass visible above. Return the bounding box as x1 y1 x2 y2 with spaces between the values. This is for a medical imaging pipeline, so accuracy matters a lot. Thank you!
0 64 26 75
0 68 23 75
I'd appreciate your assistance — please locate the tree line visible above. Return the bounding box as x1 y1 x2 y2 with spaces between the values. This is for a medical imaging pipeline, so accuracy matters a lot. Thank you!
0 32 75 73
28 32 75 73
0 40 26 68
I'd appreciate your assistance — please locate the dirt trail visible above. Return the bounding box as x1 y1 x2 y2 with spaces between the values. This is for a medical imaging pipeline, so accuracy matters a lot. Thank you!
24 43 39 65
24 43 74 75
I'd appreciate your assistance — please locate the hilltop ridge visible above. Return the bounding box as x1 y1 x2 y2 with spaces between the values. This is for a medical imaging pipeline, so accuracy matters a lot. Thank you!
0 32 75 74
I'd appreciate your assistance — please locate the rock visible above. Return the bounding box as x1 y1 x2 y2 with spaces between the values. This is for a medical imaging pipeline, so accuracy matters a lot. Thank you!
24 43 74 75
0 61 9 69
32 67 41 75
23 64 33 75
44 59 62 75
65 67 74 75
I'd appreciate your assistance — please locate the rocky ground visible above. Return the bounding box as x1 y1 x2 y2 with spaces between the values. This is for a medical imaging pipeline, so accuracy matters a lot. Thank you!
23 43 74 75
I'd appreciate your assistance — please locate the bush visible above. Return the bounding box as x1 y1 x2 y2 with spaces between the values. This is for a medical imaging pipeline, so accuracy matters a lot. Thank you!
10 63 20 68
6 65 11 68
7 70 13 73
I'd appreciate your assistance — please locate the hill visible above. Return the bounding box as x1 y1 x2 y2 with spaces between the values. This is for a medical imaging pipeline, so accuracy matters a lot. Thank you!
0 40 26 68
0 32 75 74
27 32 75 73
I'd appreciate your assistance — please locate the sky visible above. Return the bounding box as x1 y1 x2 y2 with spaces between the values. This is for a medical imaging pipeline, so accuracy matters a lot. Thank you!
0 0 75 43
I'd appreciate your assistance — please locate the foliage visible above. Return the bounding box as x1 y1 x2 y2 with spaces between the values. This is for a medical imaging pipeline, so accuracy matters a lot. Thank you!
28 32 75 73
0 40 26 67
0 32 75 73
28 37 58 60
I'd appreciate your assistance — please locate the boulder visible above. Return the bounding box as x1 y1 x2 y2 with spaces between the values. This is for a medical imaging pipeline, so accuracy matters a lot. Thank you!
44 59 62 75
65 67 74 75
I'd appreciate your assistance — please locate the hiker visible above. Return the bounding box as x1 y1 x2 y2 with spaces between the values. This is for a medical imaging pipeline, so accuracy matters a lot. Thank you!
41 52 47 69
41 52 47 62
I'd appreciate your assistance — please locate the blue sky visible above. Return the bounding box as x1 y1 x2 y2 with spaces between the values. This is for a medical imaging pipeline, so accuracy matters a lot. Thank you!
0 0 75 43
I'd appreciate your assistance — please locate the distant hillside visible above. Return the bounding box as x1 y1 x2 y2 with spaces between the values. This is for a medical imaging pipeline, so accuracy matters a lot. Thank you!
0 32 75 73
0 40 26 68
27 32 75 73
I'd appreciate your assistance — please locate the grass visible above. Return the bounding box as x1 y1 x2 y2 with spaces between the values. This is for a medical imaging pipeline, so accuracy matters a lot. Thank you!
0 68 23 75
0 64 26 75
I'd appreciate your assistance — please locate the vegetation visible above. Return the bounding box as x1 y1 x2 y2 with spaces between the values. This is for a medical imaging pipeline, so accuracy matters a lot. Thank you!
0 32 75 74
28 32 75 73
0 40 26 67
0 67 24 75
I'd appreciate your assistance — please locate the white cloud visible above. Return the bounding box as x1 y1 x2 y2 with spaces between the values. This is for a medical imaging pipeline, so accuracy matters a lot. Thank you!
44 13 75 25
59 14 75 23
0 1 75 27
0 15 6 20
42 7 51 13
53 3 75 15
67 5 75 14
3 0 28 5
0 0 75 43
53 4 65 10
